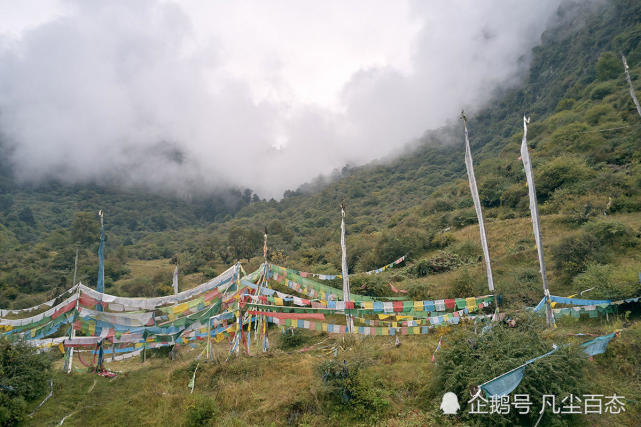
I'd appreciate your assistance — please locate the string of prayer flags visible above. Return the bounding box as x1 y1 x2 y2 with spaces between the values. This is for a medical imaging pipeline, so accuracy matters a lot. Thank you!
282 255 406 281
479 345 559 398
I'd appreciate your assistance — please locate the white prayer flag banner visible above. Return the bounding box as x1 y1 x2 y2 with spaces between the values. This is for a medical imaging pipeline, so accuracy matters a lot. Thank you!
463 117 495 292
520 116 555 326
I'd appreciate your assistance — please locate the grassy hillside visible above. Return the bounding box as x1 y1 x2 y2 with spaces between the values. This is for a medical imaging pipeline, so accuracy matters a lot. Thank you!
2 0 641 307
14 213 640 426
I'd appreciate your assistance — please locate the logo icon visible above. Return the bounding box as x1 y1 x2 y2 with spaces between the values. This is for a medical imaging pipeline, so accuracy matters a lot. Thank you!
440 392 460 415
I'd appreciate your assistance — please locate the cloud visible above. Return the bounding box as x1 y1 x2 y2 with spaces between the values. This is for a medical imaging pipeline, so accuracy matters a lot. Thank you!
0 0 566 198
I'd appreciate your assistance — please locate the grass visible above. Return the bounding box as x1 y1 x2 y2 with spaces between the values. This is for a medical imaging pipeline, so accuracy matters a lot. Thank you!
22 212 641 426
26 318 641 426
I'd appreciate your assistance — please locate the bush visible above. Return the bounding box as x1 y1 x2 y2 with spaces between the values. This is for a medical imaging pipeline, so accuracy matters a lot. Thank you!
413 252 464 277
590 81 616 100
0 338 52 426
317 359 389 421
279 328 310 350
595 51 621 81
349 276 391 298
374 227 432 265
450 269 480 298
429 315 588 426
551 232 605 279
184 395 217 427
572 263 641 300
584 104 617 125
453 240 482 263
431 232 455 249
536 156 592 201
583 220 635 248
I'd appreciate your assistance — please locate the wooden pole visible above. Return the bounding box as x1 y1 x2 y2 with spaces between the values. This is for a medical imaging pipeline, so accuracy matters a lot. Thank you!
207 317 212 360
64 288 80 373
622 55 641 118
72 248 79 286
340 202 354 333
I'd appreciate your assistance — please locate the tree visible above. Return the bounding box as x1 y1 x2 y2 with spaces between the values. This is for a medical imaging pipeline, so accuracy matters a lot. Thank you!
17 207 35 227
0 338 52 425
71 211 100 246
227 227 262 262
595 51 620 81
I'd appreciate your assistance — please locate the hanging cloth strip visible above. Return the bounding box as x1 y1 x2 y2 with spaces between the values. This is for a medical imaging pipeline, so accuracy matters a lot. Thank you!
0 293 78 327
290 255 407 280
581 332 617 357
76 264 237 311
479 345 559 398
0 285 79 317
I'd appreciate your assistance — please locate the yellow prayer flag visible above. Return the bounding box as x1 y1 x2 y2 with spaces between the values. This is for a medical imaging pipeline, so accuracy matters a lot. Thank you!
413 301 424 311
274 297 284 306
173 303 188 314
362 302 374 310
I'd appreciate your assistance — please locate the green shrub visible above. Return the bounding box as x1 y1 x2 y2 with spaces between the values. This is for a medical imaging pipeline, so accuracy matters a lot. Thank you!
536 156 592 201
429 315 588 426
583 220 635 248
0 394 26 427
431 232 455 249
572 263 641 300
184 395 217 427
595 51 621 81
551 232 605 279
0 338 52 426
453 239 482 263
317 359 389 421
584 104 617 125
349 276 391 298
450 269 476 298
374 228 432 266
590 81 616 100
500 183 527 209
279 328 310 350
413 252 463 277
555 98 576 111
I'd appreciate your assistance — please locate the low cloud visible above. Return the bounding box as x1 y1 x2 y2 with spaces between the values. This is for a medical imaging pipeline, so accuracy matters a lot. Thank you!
0 0 569 198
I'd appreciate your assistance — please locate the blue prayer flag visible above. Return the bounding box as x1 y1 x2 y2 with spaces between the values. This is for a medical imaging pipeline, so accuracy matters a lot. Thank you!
581 333 615 357
97 213 105 295
481 366 526 398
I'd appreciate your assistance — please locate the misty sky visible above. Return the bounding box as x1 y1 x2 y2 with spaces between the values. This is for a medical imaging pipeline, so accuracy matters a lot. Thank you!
0 0 566 198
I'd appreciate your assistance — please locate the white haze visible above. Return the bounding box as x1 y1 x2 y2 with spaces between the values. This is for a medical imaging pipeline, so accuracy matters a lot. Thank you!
0 0 565 198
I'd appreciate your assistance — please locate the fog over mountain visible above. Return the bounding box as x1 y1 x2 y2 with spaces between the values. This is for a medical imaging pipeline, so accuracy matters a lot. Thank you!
0 0 574 198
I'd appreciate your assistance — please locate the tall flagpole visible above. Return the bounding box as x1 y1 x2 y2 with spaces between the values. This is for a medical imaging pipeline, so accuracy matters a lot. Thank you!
172 263 179 295
97 210 105 295
461 112 497 313
622 55 641 118
263 226 268 262
72 248 79 286
340 202 354 333
520 116 555 327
